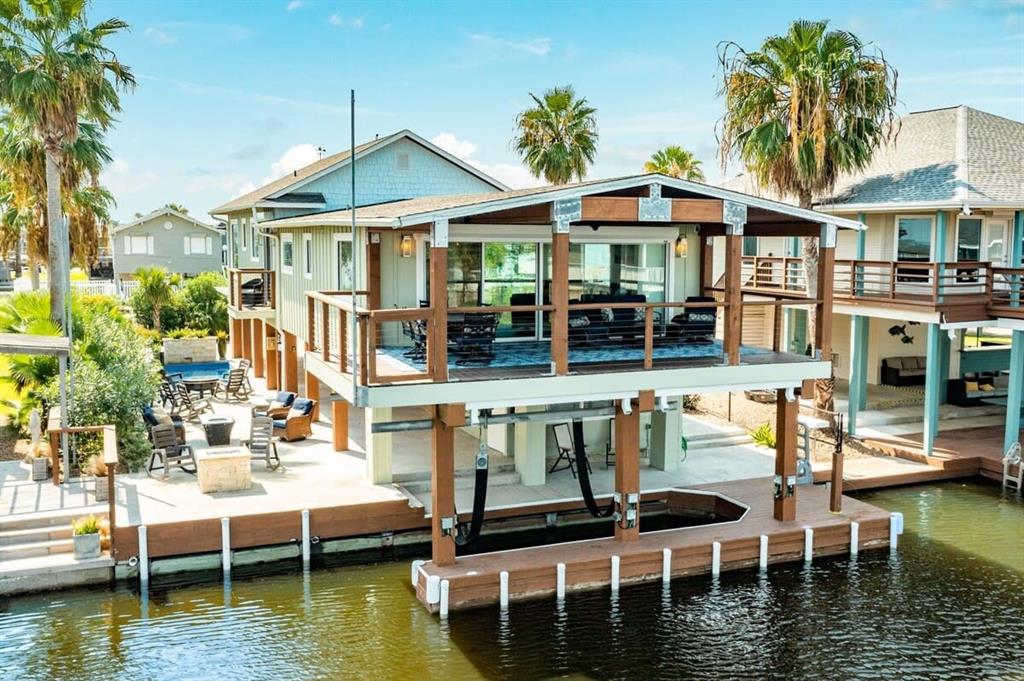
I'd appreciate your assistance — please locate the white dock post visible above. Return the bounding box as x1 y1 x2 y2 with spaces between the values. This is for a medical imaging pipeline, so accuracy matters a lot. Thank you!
610 555 620 594
439 579 450 619
661 548 672 583
499 571 510 610
301 509 311 566
890 512 903 550
804 527 814 563
411 559 425 587
711 541 721 576
556 563 566 601
221 517 231 575
426 575 441 605
850 522 860 557
137 525 149 585
758 534 768 570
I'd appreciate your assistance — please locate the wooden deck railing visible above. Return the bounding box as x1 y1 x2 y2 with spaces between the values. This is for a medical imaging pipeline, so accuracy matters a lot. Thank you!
227 268 276 309
833 260 991 304
740 256 807 295
989 267 1024 317
305 291 820 387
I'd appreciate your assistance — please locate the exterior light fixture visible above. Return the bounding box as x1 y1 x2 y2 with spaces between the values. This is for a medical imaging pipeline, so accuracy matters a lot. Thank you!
400 234 414 258
675 235 688 258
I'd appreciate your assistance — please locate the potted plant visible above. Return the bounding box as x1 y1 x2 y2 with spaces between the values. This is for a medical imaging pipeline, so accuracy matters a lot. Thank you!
29 441 52 481
85 454 109 502
71 515 102 559
215 330 228 359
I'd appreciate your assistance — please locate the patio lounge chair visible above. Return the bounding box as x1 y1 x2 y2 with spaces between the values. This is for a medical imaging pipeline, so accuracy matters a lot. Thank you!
173 382 214 421
240 277 264 306
141 404 185 443
273 397 316 442
147 423 197 479
253 391 297 419
549 422 592 479
401 318 428 361
669 296 717 343
215 367 251 401
244 415 280 470
451 313 498 365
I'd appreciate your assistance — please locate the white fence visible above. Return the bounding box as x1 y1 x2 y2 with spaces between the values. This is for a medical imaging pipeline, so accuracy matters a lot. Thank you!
11 278 139 302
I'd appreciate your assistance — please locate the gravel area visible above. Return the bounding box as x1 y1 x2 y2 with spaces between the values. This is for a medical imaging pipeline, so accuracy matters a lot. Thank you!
688 391 878 464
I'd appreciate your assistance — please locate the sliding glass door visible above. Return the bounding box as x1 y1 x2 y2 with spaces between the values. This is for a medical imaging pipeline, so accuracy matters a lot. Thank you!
447 242 538 338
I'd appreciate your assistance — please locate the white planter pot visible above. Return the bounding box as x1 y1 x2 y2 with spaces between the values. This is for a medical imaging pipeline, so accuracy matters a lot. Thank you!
73 533 101 560
93 477 109 502
31 457 49 482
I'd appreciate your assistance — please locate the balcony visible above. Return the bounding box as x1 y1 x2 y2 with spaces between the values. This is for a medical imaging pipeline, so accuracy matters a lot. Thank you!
226 268 275 316
989 267 1024 320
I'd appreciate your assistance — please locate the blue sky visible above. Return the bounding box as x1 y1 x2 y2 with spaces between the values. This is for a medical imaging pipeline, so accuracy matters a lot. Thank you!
96 0 1024 222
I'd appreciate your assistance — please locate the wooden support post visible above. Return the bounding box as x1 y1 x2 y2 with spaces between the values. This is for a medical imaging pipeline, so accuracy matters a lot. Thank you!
774 389 798 522
305 370 320 421
771 306 783 352
551 231 569 375
429 221 449 383
723 233 742 365
431 406 456 566
230 318 243 359
815 226 836 361
332 399 349 452
699 235 713 296
368 233 382 312
264 324 279 391
614 402 641 542
240 319 252 362
282 330 299 393
830 443 844 513
251 320 264 378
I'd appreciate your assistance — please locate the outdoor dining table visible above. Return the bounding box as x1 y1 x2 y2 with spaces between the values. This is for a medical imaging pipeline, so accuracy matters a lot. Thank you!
184 377 220 397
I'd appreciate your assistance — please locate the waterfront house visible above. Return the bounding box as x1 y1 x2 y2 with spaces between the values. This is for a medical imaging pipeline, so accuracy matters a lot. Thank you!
724 106 1024 456
112 206 225 280
212 128 869 597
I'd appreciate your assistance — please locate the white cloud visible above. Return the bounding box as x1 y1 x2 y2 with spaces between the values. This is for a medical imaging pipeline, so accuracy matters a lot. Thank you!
464 32 551 57
904 66 1023 87
143 27 177 45
286 0 303 10
329 13 364 28
431 132 542 189
101 158 158 195
235 180 257 198
270 144 321 177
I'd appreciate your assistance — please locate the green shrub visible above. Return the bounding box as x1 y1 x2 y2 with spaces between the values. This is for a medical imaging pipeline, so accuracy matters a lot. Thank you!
166 327 208 339
680 394 701 412
176 272 228 335
751 423 777 449
131 287 183 332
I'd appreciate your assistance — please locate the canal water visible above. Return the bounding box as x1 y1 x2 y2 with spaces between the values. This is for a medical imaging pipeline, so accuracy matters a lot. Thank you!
1 479 1021 680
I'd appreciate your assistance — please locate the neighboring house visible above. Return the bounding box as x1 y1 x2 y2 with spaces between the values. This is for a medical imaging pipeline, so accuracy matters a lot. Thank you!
112 206 224 279
213 125 864 578
723 105 1024 454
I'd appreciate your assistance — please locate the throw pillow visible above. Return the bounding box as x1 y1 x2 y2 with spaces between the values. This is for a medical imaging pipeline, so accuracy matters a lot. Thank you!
965 380 979 392
601 308 614 323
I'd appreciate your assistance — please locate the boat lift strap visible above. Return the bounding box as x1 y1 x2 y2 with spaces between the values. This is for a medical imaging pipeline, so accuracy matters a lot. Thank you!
455 419 490 546
572 419 615 518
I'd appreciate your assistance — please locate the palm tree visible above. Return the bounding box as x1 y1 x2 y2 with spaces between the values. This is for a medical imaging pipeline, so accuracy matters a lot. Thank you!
717 19 897 411
0 0 135 327
644 146 705 181
513 86 598 185
133 267 179 335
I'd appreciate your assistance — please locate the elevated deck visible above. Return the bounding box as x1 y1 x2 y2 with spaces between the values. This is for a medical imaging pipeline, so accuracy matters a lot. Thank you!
414 478 896 614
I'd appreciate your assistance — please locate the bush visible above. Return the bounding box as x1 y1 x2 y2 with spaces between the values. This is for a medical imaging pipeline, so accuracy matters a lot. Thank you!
751 423 777 449
680 394 701 413
131 287 183 332
166 327 208 339
176 272 228 335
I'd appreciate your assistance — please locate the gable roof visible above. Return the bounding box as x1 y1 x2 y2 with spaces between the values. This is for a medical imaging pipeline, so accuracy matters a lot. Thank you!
210 129 509 215
818 106 1024 211
261 173 865 232
112 207 221 234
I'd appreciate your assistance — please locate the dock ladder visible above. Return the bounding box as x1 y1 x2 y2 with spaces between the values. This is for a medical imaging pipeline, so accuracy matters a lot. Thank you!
1003 442 1022 492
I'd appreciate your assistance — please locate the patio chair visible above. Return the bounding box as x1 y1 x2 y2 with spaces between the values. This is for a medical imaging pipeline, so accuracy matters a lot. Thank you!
141 404 185 443
147 423 197 479
173 382 214 421
240 277 264 306
451 313 498 365
549 422 592 479
215 367 251 401
273 397 317 442
244 415 280 470
158 380 177 409
234 358 254 392
401 318 428 361
670 296 717 344
253 391 297 419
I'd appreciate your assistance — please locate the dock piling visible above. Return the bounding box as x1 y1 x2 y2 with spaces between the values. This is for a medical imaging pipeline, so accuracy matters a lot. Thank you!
426 575 441 605
610 555 620 594
411 560 425 587
440 579 450 619
804 527 814 562
301 510 311 566
221 517 231 575
711 541 721 576
499 571 509 610
889 512 904 550
556 563 566 601
138 525 149 585
850 522 859 556
758 534 768 570
661 548 672 583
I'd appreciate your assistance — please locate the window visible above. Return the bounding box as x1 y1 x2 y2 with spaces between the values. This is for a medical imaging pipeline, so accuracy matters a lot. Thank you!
896 217 933 262
241 218 248 248
303 233 313 279
124 235 152 255
250 223 260 261
184 234 210 255
396 152 410 170
956 218 982 262
334 234 353 289
281 233 294 274
742 236 758 257
986 222 1007 265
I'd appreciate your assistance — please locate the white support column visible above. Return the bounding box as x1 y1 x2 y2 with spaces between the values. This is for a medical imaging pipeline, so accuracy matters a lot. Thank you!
649 405 681 472
364 406 393 484
513 406 547 486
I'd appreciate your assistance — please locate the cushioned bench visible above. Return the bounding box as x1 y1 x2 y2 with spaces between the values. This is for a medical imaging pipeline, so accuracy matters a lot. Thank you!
881 356 927 386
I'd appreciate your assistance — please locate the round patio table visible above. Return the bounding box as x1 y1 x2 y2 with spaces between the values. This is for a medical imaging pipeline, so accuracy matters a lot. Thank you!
184 377 219 398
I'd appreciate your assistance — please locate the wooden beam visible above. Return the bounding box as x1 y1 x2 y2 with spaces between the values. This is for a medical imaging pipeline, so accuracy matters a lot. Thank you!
774 389 797 522
265 324 279 391
551 231 569 375
332 399 349 451
431 407 457 567
282 330 298 393
230 318 243 359
671 198 722 223
815 243 836 360
699 235 713 296
638 390 655 413
742 223 823 238
614 403 641 541
723 234 742 365
429 243 448 382
368 234 382 312
440 403 466 428
240 319 252 362
305 370 320 421
580 196 638 222
251 320 264 378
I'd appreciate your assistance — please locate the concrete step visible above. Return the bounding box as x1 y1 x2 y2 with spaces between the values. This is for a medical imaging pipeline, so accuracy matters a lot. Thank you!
0 525 73 546
0 506 107 532
0 537 74 561
686 434 753 450
401 470 522 494
0 553 113 595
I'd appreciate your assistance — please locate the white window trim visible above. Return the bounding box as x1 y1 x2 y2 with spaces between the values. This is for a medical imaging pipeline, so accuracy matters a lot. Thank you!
954 215 984 263
241 217 248 249
303 233 313 280
333 232 354 289
281 233 294 275
893 214 936 261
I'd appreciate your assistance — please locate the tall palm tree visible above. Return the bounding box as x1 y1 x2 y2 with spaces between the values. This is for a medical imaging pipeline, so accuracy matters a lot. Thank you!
644 146 706 181
513 86 598 185
133 267 179 335
717 19 897 411
0 0 135 327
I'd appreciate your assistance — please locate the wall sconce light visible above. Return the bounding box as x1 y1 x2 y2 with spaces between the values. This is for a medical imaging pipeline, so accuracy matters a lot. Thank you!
400 234 414 258
674 235 688 258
